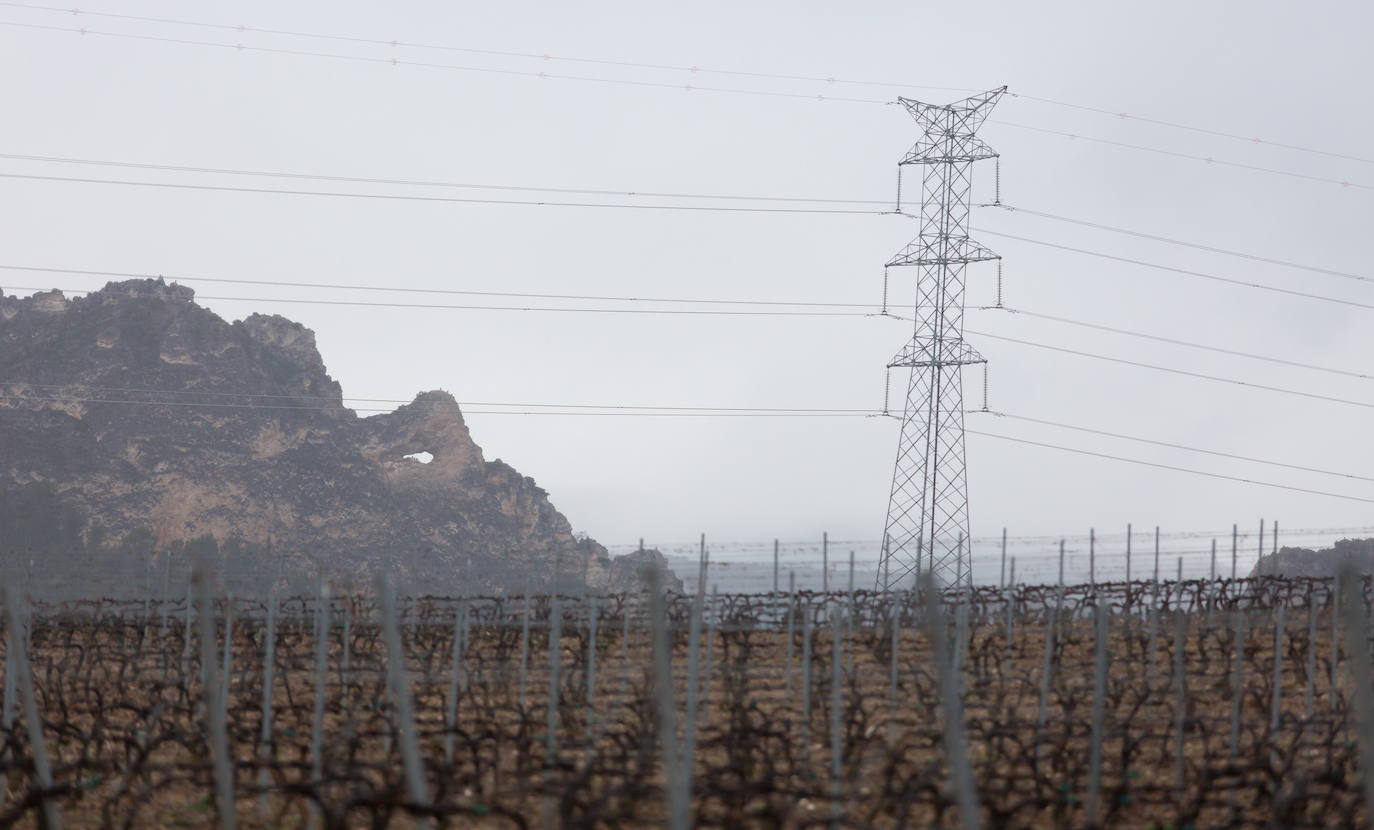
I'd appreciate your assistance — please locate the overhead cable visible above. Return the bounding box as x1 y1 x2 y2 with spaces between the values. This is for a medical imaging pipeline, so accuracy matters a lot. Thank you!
0 20 893 104
989 204 1372 282
1 284 882 318
3 1 1367 166
0 389 878 416
0 263 876 309
0 154 1359 291
991 306 1374 382
981 410 1374 485
968 429 1374 506
6 381 1371 504
988 126 1368 190
976 229 1374 313
1005 93 1374 166
0 18 1364 191
0 2 972 95
964 328 1374 412
0 151 890 206
0 170 890 215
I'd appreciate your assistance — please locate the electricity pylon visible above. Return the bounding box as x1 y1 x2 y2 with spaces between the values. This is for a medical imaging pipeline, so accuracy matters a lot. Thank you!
878 86 1005 592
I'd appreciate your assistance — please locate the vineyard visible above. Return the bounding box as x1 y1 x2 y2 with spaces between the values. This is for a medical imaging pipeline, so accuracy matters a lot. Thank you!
3 575 1374 828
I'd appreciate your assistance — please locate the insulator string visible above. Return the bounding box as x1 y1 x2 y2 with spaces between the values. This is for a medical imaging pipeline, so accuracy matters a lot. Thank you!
993 156 1002 206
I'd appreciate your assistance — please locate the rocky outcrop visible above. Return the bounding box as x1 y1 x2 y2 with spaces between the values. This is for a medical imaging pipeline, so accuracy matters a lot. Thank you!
606 548 685 593
1251 538 1374 579
0 279 627 596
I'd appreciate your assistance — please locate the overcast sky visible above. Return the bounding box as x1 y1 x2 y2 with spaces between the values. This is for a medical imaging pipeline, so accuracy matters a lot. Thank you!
2 0 1371 582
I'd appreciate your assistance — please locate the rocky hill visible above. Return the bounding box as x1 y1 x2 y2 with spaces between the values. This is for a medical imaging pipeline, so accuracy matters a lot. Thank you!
0 280 678 597
1250 538 1374 579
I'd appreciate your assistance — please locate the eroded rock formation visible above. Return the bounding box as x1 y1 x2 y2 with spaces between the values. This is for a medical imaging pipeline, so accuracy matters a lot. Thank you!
0 279 632 596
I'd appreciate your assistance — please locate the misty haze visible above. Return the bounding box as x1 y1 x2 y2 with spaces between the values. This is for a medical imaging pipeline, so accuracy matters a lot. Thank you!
0 1 1371 827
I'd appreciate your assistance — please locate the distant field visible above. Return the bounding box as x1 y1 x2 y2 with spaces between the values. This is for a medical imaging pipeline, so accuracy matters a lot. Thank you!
0 578 1370 828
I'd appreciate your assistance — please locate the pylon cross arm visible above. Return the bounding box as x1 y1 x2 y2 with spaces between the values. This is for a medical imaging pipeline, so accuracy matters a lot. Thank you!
898 86 1006 132
887 339 986 368
885 235 1000 268
898 86 1006 165
900 136 998 166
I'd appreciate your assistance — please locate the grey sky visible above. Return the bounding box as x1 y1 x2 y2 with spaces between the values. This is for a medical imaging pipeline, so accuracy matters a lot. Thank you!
2 0 1371 582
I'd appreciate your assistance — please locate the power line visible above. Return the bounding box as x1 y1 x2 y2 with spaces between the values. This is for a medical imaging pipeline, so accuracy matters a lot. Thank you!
0 263 877 309
416 410 879 417
4 1 1366 167
0 170 890 215
2 284 882 318
982 410 1374 485
2 18 1364 193
988 125 1369 190
989 205 1372 282
0 151 1360 297
991 306 1374 382
5 380 405 406
1 177 1362 321
976 229 1374 314
7 150 1362 295
0 151 890 206
964 328 1374 413
3 11 1367 530
31 374 1369 509
0 2 972 95
967 429 1374 506
0 389 879 416
399 409 880 417
0 20 896 104
17 374 1365 526
0 382 845 418
1004 92 1374 167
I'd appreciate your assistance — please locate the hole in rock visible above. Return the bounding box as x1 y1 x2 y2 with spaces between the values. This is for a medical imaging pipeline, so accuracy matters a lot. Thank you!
403 451 434 464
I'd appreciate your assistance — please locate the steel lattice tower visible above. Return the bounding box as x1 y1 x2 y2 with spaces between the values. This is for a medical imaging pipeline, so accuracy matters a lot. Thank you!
878 86 1005 592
